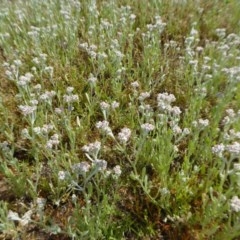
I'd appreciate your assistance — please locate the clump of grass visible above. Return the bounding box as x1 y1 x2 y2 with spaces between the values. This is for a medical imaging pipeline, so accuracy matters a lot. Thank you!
1 0 240 239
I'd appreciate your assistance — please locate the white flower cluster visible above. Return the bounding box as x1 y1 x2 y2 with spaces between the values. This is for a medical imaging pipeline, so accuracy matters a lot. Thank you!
146 15 166 33
138 104 153 117
17 72 33 87
72 161 91 174
58 170 68 180
198 119 210 127
100 101 110 111
216 28 226 38
81 141 107 172
63 94 79 104
82 141 101 160
19 105 37 116
111 101 120 109
39 90 56 102
141 123 155 134
100 101 120 119
66 86 74 94
109 39 124 60
117 127 131 144
46 133 60 149
228 129 240 140
194 83 207 95
92 159 108 171
230 196 240 212
13 59 22 66
113 165 121 175
32 53 47 65
222 109 240 126
171 124 182 135
44 66 54 77
4 60 22 80
192 118 209 128
80 140 121 178
170 106 182 117
226 142 240 155
112 165 122 178
63 86 79 105
29 99 38 106
157 92 183 131
222 66 240 83
212 141 240 157
131 81 140 89
100 19 113 31
157 92 176 112
96 120 114 137
156 92 188 137
36 197 47 211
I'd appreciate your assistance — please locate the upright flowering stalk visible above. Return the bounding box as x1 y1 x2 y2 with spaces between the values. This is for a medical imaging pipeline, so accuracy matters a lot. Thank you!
138 92 150 102
112 165 122 179
72 162 91 175
39 90 56 105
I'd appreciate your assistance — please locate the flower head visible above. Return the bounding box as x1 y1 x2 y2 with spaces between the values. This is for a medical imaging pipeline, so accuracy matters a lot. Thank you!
212 144 225 158
118 127 131 144
72 162 91 174
138 92 150 101
66 86 74 94
58 171 68 180
92 159 107 171
82 141 101 160
131 81 139 89
157 92 176 113
100 101 110 111
113 165 122 177
230 196 240 212
19 105 37 116
141 123 155 134
226 142 240 155
63 94 79 103
96 120 114 137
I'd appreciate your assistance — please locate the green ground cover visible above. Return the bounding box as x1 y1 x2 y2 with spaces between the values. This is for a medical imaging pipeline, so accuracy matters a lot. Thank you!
1 0 240 239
